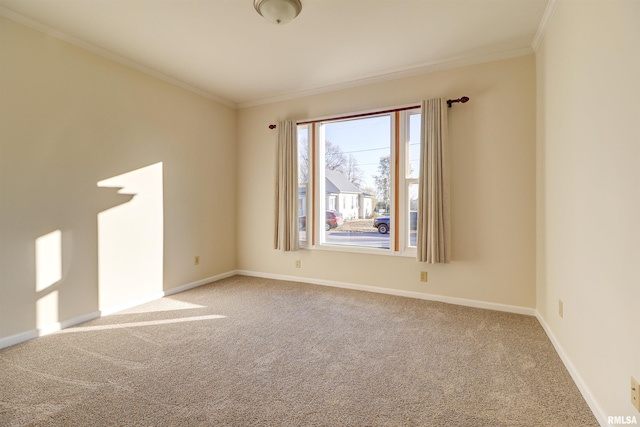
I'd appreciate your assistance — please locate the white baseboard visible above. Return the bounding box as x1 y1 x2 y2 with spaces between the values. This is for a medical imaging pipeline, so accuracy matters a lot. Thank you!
535 311 608 427
99 292 167 317
0 329 39 350
0 271 237 350
100 270 238 316
164 270 237 296
0 310 100 350
236 270 536 316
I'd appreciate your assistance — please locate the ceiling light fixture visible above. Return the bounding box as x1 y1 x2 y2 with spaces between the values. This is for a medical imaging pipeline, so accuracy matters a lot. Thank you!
254 0 302 25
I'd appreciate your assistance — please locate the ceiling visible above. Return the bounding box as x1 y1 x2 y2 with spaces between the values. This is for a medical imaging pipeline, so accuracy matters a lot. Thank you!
0 0 550 108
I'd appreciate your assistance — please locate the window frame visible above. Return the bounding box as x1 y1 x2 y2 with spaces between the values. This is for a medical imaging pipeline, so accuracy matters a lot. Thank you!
297 124 312 248
297 105 420 257
398 108 421 257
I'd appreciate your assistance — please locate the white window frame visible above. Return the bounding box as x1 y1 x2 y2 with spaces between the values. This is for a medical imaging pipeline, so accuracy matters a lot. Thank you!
297 106 420 257
398 108 421 257
297 124 312 248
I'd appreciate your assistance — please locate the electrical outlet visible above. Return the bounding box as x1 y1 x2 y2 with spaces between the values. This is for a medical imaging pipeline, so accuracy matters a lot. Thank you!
420 271 428 282
632 376 640 412
194 256 199 266
558 300 563 318
295 260 301 268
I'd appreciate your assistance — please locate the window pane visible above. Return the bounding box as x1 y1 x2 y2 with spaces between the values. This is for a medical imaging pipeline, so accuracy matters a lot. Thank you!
320 115 391 250
408 113 421 179
298 125 309 244
408 183 418 248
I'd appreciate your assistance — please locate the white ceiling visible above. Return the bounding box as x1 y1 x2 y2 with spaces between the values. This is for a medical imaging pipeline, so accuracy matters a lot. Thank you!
0 0 550 108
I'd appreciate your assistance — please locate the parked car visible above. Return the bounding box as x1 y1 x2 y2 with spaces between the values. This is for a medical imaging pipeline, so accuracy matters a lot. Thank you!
373 212 418 234
326 210 344 231
373 216 390 234
299 211 344 231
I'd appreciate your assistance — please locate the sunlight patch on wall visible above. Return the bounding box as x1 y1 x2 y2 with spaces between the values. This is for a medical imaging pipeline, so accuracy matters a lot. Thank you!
36 290 59 332
97 162 164 311
35 230 62 292
35 230 62 333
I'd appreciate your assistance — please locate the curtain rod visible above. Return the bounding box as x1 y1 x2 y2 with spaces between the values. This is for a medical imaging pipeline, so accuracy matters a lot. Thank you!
267 96 469 129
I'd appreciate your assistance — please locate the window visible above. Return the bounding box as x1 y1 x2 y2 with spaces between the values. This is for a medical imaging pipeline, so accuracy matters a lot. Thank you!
405 112 421 248
298 107 421 255
298 126 309 244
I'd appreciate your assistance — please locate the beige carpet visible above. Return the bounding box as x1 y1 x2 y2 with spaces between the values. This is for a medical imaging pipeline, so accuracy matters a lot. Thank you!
0 275 598 426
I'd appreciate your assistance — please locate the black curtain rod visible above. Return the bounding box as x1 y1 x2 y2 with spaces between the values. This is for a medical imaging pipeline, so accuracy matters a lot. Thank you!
446 96 470 107
268 96 469 129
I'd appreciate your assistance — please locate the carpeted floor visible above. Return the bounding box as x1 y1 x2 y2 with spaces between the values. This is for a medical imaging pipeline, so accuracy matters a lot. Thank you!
0 275 598 426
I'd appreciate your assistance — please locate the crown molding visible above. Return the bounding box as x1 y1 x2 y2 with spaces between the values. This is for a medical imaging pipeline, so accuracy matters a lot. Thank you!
237 46 534 109
531 0 560 52
2 4 544 111
0 6 237 108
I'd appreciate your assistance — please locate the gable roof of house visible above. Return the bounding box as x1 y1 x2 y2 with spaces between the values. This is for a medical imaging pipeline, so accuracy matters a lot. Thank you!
325 169 361 194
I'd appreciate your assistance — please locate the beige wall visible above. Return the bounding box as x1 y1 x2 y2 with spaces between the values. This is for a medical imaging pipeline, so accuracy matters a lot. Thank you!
536 0 640 422
0 17 237 339
238 55 537 309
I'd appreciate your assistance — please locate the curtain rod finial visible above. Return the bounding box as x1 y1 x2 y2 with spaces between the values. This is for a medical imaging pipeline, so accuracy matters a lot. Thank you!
446 96 470 108
269 124 277 129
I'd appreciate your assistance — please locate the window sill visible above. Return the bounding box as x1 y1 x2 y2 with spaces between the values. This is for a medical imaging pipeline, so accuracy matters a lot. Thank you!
300 243 417 258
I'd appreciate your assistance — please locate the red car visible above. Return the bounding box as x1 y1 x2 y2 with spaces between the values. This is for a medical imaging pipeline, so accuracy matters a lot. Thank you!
325 210 344 231
299 211 344 231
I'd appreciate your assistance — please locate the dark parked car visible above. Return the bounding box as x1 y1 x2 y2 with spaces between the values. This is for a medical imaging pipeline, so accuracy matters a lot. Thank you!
373 212 418 234
373 216 390 234
299 211 344 231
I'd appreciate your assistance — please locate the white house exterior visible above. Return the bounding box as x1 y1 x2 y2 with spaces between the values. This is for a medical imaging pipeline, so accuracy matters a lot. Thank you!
325 169 372 220
299 170 373 222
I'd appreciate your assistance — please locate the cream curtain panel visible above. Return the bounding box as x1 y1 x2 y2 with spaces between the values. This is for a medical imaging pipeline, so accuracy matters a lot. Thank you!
274 120 299 251
417 98 451 263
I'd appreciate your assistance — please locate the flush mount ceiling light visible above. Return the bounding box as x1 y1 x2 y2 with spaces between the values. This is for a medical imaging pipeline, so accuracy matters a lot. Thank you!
254 0 302 25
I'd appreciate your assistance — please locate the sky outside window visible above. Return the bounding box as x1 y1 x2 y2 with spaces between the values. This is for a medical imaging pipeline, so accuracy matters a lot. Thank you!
323 115 391 191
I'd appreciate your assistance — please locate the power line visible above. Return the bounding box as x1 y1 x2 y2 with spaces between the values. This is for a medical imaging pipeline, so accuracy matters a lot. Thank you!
342 146 390 155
